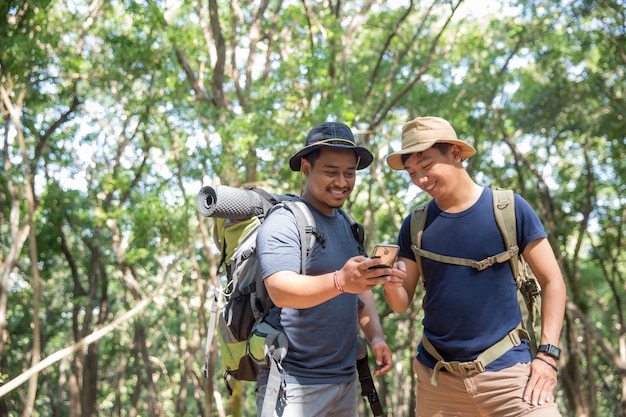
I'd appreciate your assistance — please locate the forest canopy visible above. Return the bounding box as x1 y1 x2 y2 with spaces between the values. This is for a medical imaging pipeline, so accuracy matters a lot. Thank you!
1 0 624 416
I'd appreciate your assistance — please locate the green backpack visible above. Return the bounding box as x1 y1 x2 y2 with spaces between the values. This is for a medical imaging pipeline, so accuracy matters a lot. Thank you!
197 185 385 416
410 188 541 383
205 192 320 417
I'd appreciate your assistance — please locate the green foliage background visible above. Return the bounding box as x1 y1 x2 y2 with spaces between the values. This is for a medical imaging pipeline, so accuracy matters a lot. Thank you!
1 0 624 416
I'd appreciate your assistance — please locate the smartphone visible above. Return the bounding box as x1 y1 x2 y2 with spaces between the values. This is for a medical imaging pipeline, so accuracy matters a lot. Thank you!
370 244 399 269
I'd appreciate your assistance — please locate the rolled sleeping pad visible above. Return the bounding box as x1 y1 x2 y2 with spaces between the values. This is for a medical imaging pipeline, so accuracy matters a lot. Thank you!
196 185 267 219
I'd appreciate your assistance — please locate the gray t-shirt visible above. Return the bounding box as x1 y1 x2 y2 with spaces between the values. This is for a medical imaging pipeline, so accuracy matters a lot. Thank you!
257 202 361 384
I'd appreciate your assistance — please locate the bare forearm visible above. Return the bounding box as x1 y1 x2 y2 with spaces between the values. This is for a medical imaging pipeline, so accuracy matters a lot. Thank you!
265 270 340 309
383 286 409 312
358 291 384 342
265 257 391 309
539 280 567 345
383 258 416 313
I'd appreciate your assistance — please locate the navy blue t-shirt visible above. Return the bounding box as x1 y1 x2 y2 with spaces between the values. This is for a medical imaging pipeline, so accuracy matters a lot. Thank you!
397 187 547 370
257 202 362 384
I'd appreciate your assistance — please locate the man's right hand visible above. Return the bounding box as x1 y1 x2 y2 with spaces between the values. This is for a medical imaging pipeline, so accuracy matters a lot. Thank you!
338 256 393 293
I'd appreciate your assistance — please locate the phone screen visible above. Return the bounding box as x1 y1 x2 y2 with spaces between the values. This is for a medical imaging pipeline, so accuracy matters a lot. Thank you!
370 244 399 268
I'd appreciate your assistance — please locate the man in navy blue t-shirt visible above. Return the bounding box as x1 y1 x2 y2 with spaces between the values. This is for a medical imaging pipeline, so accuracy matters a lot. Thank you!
384 116 566 416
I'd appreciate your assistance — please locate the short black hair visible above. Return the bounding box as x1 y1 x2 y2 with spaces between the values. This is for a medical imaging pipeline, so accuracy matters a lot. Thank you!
302 148 321 167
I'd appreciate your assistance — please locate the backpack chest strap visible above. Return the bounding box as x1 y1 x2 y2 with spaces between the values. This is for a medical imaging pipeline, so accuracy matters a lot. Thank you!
422 322 530 386
411 246 519 271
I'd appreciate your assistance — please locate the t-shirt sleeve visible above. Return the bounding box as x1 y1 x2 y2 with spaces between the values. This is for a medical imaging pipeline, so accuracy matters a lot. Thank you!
257 207 303 280
396 213 416 261
515 193 548 252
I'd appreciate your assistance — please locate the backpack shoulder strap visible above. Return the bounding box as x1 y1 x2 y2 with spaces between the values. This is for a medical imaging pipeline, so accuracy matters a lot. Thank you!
337 207 366 256
492 189 540 352
282 196 366 262
492 188 519 279
278 200 316 275
410 201 430 282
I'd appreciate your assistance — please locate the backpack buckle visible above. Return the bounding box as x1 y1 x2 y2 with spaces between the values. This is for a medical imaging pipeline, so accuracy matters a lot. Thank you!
459 360 485 376
475 257 495 271
444 359 486 377
476 251 513 271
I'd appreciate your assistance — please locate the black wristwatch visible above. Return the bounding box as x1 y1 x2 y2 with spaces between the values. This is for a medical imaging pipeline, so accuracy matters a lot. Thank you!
537 344 561 360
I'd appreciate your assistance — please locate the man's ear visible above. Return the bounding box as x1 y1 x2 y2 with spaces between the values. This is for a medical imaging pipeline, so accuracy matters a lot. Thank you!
451 145 463 162
301 158 311 175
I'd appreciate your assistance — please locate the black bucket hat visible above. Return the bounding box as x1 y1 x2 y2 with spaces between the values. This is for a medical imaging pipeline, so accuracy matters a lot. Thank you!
289 122 374 171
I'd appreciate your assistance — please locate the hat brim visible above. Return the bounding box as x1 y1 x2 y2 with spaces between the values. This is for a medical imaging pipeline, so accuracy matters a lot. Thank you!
386 139 476 170
289 143 374 171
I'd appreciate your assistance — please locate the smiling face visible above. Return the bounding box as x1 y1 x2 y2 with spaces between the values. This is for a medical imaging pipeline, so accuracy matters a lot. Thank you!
402 143 464 200
301 147 358 215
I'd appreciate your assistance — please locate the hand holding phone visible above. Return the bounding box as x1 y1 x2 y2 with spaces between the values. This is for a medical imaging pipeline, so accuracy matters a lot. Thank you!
370 244 399 269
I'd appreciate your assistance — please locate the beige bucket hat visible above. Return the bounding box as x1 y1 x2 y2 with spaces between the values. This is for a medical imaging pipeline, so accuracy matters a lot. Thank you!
386 116 476 170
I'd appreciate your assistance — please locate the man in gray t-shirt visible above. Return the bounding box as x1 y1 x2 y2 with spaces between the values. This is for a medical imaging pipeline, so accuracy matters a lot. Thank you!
256 121 401 417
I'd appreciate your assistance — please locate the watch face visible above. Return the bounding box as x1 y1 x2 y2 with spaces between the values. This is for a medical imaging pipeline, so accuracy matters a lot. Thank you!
540 344 561 359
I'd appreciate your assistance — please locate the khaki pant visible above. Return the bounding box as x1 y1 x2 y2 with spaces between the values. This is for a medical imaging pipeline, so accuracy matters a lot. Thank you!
413 359 562 417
